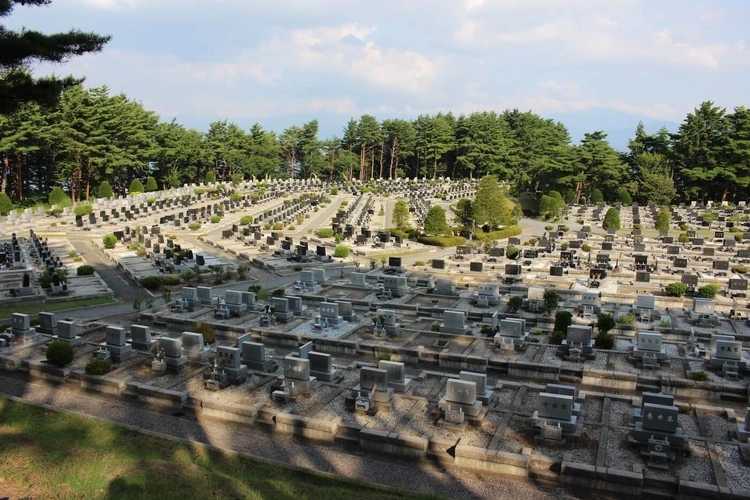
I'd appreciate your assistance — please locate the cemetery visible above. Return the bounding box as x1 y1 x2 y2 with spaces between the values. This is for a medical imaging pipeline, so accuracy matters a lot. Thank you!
7 183 750 498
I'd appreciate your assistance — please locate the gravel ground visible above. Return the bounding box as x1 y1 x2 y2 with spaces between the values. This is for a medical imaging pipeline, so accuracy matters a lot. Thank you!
467 340 500 359
319 394 414 431
608 401 633 427
540 348 561 367
463 410 502 448
402 402 460 441
288 384 336 416
606 429 641 470
494 387 517 408
494 416 528 455
582 398 603 423
717 443 750 490
411 376 440 398
679 412 701 438
700 413 734 442
682 440 715 484
338 368 360 388
175 373 264 404
688 361 727 384
562 351 608 370
614 339 633 352
532 443 565 464
0 369 601 500
569 425 599 465
288 320 361 340
518 391 540 416
112 360 205 389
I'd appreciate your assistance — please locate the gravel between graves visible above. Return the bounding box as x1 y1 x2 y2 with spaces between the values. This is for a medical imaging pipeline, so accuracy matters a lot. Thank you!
700 413 734 442
289 320 361 340
402 402 461 441
494 416 527 455
540 348 561 367
562 351 608 370
682 440 715 484
606 428 640 470
338 368 360 389
614 339 633 352
568 425 599 465
175 373 264 404
517 391 539 416
114 360 205 388
608 400 633 427
717 443 750 490
582 398 603 423
678 413 701 438
319 394 415 431
463 410 502 448
411 376 439 398
494 387 517 408
688 361 727 384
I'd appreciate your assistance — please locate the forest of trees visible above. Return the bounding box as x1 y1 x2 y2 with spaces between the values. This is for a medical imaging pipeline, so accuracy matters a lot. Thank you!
0 83 749 207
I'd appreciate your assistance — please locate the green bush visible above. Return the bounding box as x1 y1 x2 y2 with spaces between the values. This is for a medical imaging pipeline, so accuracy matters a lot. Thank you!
617 188 632 206
142 276 163 290
287 225 296 230
194 188 205 195
272 223 283 231
543 289 560 314
431 322 440 332
697 284 720 299
476 226 522 241
679 223 689 231
195 322 215 345
334 245 350 258
418 235 466 247
595 332 616 349
690 371 709 382
330 187 338 195
98 181 114 199
315 228 335 238
76 265 94 276
413 260 426 266
211 215 221 223
550 331 566 345
129 179 145 194
73 204 93 216
48 186 69 206
102 234 117 249
146 176 158 192
506 246 520 260
732 265 749 274
591 188 604 204
597 313 615 334
561 242 569 250
45 340 74 367
240 215 253 225
85 359 112 375
507 295 523 313
602 207 621 230
271 288 285 297
678 232 689 243
205 171 216 184
616 313 637 324
188 222 201 231
0 192 13 216
554 311 572 333
581 244 591 252
665 282 688 297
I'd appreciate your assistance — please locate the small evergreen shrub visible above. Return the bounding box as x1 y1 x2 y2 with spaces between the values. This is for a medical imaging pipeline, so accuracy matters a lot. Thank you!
46 341 74 367
77 265 94 276
102 234 117 249
85 359 112 375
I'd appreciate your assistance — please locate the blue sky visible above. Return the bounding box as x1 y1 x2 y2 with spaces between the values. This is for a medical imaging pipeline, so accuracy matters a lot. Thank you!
7 0 750 149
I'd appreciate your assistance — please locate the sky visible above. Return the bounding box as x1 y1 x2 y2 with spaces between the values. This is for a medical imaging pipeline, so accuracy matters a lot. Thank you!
6 0 750 150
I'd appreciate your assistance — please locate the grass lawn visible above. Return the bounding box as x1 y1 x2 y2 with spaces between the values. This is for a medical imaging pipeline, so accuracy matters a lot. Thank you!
0 399 441 500
0 296 116 321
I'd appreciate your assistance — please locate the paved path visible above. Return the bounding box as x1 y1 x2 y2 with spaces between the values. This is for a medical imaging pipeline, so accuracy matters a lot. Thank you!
0 372 619 500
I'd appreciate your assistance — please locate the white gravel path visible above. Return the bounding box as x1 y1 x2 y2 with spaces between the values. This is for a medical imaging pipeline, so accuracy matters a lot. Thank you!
682 440 715 484
701 413 734 442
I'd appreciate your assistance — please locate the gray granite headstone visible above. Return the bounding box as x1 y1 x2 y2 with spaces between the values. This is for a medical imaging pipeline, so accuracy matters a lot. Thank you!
641 403 679 433
637 331 663 352
309 351 332 374
57 320 76 340
217 345 241 369
445 379 477 405
566 325 592 344
378 360 405 383
242 341 265 362
159 337 182 358
283 356 310 380
459 371 487 395
106 326 127 346
716 340 743 361
360 366 389 391
538 392 574 420
181 331 205 351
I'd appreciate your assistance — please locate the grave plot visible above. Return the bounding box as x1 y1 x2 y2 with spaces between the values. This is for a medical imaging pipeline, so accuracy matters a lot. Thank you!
680 440 715 484
410 375 441 399
314 393 416 430
580 397 603 422
605 428 641 470
678 409 701 438
286 318 362 340
250 382 341 416
407 332 476 354
608 400 634 427
111 358 206 389
405 294 463 309
564 424 599 466
493 386 517 407
174 373 269 405
699 412 736 441
493 415 529 455
316 286 372 301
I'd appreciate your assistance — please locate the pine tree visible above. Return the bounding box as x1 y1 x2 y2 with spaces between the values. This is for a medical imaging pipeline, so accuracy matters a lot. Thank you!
392 200 410 230
602 208 621 230
129 178 145 194
423 206 449 236
98 181 114 199
473 175 510 229
146 176 158 192
654 206 671 231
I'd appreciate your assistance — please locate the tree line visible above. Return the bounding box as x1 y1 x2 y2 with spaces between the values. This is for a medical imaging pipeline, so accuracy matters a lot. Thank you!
0 82 748 206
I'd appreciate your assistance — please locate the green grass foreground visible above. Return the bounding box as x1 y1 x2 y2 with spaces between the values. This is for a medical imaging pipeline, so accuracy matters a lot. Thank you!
0 296 116 320
0 399 440 500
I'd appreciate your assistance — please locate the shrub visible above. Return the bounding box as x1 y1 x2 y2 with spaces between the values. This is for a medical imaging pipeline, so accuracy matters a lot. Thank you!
476 226 522 241
0 192 13 216
617 188 632 206
45 340 74 367
102 234 117 249
378 352 391 361
272 223 283 231
330 187 338 195
591 188 604 204
597 313 615 334
48 186 69 206
665 282 688 297
271 288 285 297
616 313 637 324
85 359 112 375
142 275 164 290
210 215 221 223
146 176 158 192
98 181 114 199
506 246 520 260
240 215 253 225
679 223 689 231
544 225 554 231
315 228 334 238
633 223 641 230
431 322 440 332
334 245 350 258
194 188 205 195
678 232 689 243
418 235 466 247
554 311 573 334
691 371 709 381
543 289 560 314
602 207 621 230
528 238 538 245
581 244 592 252
287 225 295 230
73 204 93 216
205 171 216 184
507 295 523 313
229 193 241 202
129 178 145 194
188 222 201 231
732 265 749 274
697 284 720 299
195 322 216 345
76 265 94 276
595 332 616 349
550 331 566 345
340 200 348 207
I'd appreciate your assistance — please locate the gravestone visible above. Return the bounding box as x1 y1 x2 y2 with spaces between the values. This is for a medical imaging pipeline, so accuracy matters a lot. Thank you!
55 320 81 346
11 313 37 343
438 379 485 428
181 331 211 361
36 312 57 335
283 356 316 390
309 351 339 382
215 345 247 383
319 302 343 326
241 341 274 372
378 360 412 393
129 324 154 352
459 371 492 405
441 310 468 335
356 366 393 404
105 326 133 360
532 392 577 434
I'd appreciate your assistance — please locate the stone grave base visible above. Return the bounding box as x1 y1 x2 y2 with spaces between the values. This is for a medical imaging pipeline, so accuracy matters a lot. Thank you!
389 379 414 395
283 376 317 391
531 413 578 434
311 369 342 383
275 311 295 323
739 443 750 466
243 360 276 372
437 417 469 431
631 423 687 449
110 350 135 363
184 349 212 362
165 356 189 373
131 340 157 352
737 423 750 442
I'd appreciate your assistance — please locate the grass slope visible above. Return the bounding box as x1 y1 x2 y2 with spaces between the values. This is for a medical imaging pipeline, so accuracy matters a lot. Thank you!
0 296 116 320
0 399 439 500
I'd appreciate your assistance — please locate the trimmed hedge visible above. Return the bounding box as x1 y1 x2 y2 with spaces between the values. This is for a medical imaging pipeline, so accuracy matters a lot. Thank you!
476 226 522 241
142 274 181 290
418 235 466 247
76 265 95 276
85 359 112 375
46 341 74 367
